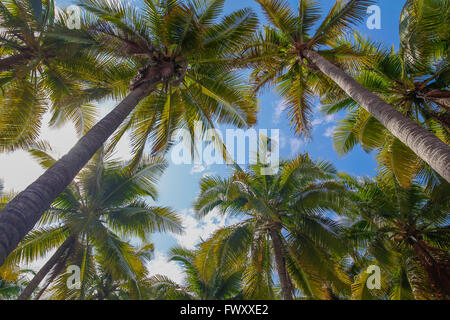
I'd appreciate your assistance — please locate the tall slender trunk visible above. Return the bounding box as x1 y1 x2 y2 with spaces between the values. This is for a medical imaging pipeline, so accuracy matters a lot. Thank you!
18 235 75 300
303 49 450 182
269 228 294 300
0 52 33 72
34 246 74 300
34 271 57 300
0 83 157 267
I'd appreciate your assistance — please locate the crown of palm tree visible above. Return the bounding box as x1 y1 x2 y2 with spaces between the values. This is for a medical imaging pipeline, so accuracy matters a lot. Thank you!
193 154 354 299
83 247 157 300
149 246 244 300
77 0 259 166
238 0 377 135
0 0 113 151
3 144 183 299
343 176 450 300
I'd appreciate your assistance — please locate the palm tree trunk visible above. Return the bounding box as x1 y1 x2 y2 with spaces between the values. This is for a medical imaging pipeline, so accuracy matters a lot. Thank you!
34 237 78 300
269 228 294 300
302 49 450 182
0 82 158 267
17 235 75 300
34 271 57 300
0 52 33 72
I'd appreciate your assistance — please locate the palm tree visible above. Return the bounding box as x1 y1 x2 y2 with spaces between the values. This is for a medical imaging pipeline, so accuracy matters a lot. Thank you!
149 246 244 300
243 0 450 181
82 243 155 300
400 0 449 79
0 0 105 151
0 0 258 266
327 49 449 188
2 143 182 300
0 0 58 72
193 154 351 300
323 0 449 188
0 183 33 300
50 242 156 300
344 177 450 299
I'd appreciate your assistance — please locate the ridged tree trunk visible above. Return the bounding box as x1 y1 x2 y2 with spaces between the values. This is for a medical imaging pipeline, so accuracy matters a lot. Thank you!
0 82 158 267
303 49 450 182
34 269 59 300
17 234 76 300
270 228 294 300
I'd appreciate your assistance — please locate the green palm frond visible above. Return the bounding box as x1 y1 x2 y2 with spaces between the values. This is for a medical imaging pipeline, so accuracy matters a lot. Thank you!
311 0 376 46
106 202 183 240
77 0 259 160
194 152 354 299
0 0 105 151
17 146 180 299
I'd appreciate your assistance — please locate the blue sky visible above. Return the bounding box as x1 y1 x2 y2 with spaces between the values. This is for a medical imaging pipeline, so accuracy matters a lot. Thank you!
0 0 407 281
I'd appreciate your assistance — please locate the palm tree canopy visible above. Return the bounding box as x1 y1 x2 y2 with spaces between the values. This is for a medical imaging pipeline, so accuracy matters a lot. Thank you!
240 0 378 135
343 176 450 299
3 144 183 299
0 0 110 151
149 246 244 300
78 0 259 166
193 155 353 299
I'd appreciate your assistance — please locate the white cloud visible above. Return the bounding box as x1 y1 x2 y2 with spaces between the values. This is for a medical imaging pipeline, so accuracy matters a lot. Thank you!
0 100 132 192
310 114 336 128
311 118 324 127
323 126 336 138
0 150 45 192
273 100 286 124
289 138 304 156
0 112 79 192
146 251 185 284
173 208 239 250
190 164 207 175
325 114 336 123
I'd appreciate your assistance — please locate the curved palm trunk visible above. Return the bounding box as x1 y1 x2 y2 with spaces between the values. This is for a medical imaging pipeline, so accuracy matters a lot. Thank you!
17 235 75 300
0 82 158 267
269 228 294 300
303 49 450 182
34 270 58 300
0 52 33 72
